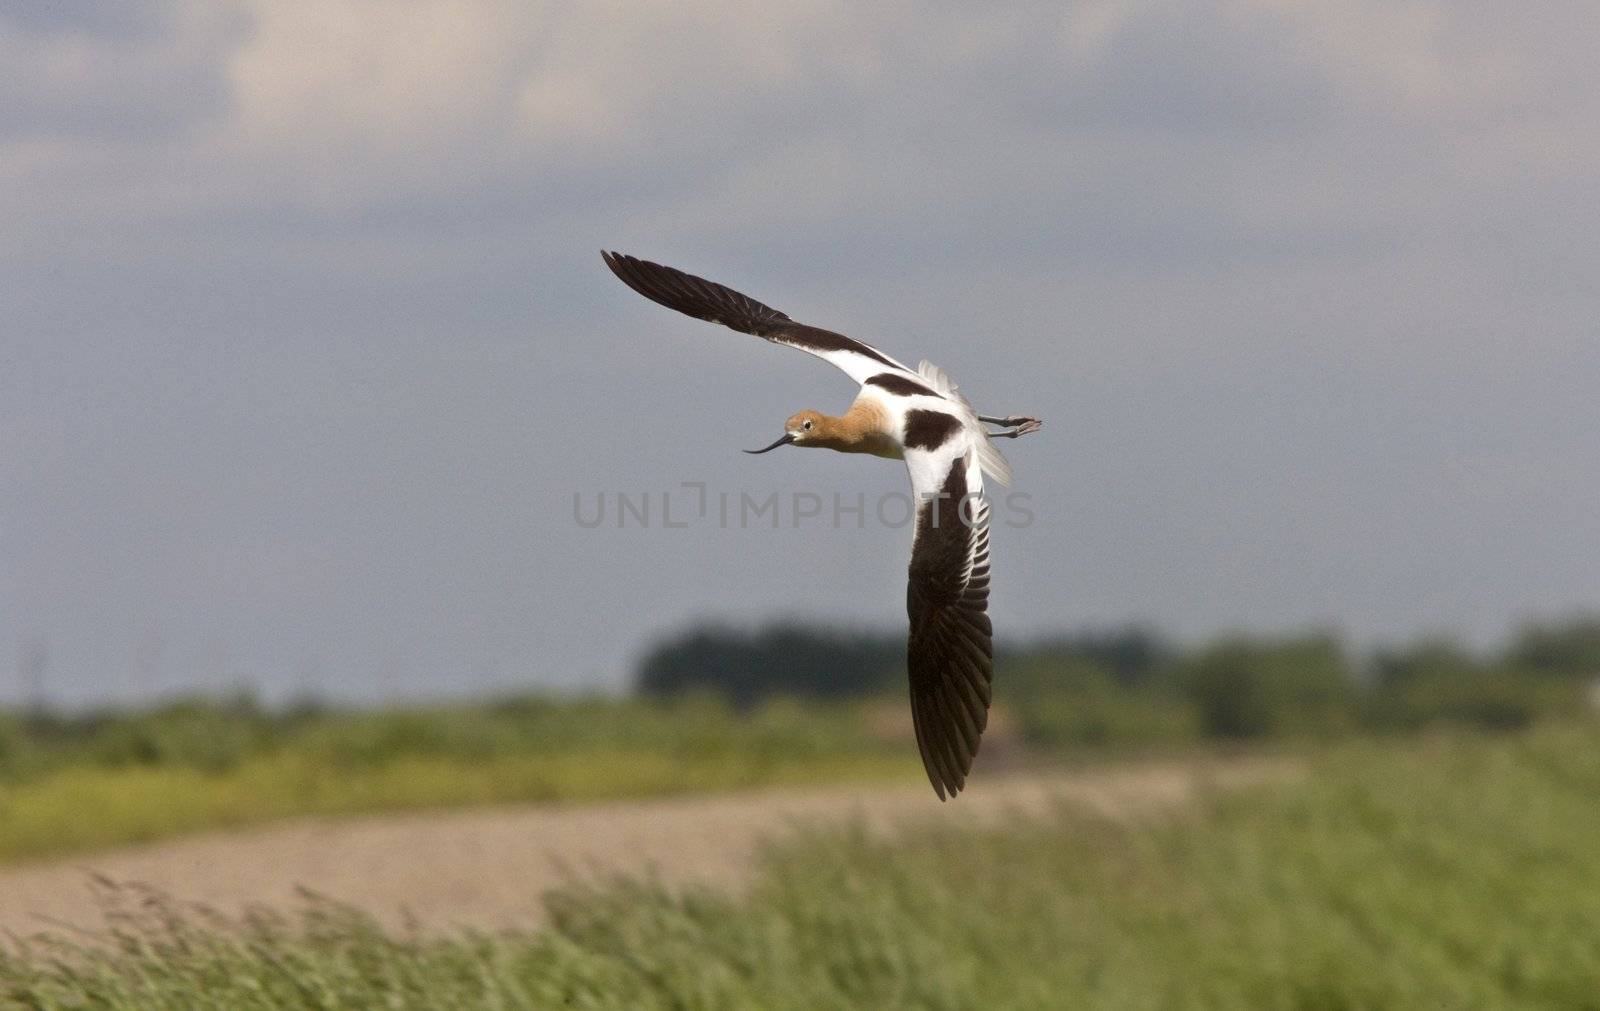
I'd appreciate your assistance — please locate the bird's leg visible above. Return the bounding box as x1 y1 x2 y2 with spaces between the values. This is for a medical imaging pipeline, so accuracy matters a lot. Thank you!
979 414 1043 438
978 414 1038 428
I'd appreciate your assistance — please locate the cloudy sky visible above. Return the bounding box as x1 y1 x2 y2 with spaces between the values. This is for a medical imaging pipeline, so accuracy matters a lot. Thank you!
3 1 1597 705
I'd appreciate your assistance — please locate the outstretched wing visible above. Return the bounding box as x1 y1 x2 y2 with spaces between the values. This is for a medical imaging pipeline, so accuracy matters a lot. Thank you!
602 251 920 385
903 425 993 800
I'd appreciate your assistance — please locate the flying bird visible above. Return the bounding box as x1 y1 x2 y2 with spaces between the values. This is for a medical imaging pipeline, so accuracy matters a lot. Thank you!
602 252 1041 799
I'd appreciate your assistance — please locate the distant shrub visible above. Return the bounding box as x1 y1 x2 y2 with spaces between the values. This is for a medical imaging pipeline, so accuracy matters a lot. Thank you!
1506 617 1600 678
1174 634 1357 740
1006 657 1197 749
1370 637 1484 686
1010 627 1173 689
80 699 270 774
637 625 902 707
0 714 22 775
1019 690 1198 750
1365 672 1585 733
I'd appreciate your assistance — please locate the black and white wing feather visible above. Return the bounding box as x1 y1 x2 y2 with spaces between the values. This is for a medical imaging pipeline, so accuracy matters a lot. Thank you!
602 251 921 385
904 433 993 800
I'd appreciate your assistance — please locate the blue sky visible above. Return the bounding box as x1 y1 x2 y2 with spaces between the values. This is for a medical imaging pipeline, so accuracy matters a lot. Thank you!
3 1 1597 704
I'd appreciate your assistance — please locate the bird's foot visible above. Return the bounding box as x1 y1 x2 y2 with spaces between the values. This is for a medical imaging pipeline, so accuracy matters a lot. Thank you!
983 416 1042 438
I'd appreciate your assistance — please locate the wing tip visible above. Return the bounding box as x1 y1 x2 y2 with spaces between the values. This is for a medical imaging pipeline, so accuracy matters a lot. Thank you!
600 250 667 306
914 700 979 801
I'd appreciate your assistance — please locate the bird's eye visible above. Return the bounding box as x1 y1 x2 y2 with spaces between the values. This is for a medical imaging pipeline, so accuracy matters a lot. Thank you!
802 420 813 431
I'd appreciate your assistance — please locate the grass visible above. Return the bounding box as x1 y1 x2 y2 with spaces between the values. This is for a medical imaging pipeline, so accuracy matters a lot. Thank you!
5 721 1600 1008
0 697 920 863
5 617 1594 865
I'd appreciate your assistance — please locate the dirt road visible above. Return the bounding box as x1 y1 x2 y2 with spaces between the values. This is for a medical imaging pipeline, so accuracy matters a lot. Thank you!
0 758 1291 938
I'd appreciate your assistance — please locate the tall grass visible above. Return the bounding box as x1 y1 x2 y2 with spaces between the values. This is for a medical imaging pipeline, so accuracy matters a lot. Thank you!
5 722 1599 1008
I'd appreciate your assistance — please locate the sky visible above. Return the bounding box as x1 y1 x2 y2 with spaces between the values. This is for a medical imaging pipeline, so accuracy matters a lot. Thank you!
3 1 1598 706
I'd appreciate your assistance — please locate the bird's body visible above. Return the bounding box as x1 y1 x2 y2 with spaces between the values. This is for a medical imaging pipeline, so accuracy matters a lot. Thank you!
602 251 1040 799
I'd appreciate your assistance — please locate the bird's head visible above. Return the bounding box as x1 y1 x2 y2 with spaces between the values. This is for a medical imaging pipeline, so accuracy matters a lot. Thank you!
745 410 826 453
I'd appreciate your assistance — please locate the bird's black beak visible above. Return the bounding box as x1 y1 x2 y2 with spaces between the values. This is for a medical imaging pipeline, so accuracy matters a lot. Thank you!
744 433 796 454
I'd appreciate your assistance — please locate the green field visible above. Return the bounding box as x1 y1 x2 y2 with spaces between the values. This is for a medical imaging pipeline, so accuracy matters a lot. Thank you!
6 721 1599 1008
5 618 1593 865
0 697 919 863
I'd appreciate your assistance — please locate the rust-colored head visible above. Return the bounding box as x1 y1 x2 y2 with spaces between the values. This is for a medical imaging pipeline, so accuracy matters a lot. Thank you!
746 409 826 453
785 410 827 444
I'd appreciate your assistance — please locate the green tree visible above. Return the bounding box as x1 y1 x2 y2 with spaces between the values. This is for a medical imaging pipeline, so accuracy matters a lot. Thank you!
636 624 901 707
1176 634 1355 739
1506 617 1600 678
1371 637 1481 686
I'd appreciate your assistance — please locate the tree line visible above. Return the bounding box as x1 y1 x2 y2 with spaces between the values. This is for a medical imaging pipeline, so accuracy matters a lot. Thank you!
637 616 1600 743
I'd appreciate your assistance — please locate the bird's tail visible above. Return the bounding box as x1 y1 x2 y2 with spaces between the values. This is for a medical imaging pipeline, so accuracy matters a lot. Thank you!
917 360 1013 487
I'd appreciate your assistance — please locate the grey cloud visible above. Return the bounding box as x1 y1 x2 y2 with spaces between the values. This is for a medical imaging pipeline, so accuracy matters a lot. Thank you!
0 5 238 141
3 1 177 39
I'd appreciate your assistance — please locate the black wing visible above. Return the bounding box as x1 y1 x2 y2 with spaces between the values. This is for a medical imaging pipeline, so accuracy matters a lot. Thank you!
602 251 916 384
905 448 993 799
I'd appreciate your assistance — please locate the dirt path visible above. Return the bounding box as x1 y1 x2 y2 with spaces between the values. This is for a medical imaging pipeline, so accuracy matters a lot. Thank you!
0 758 1292 938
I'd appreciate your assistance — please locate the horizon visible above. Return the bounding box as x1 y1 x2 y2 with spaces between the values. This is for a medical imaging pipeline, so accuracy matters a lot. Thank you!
8 609 1597 713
